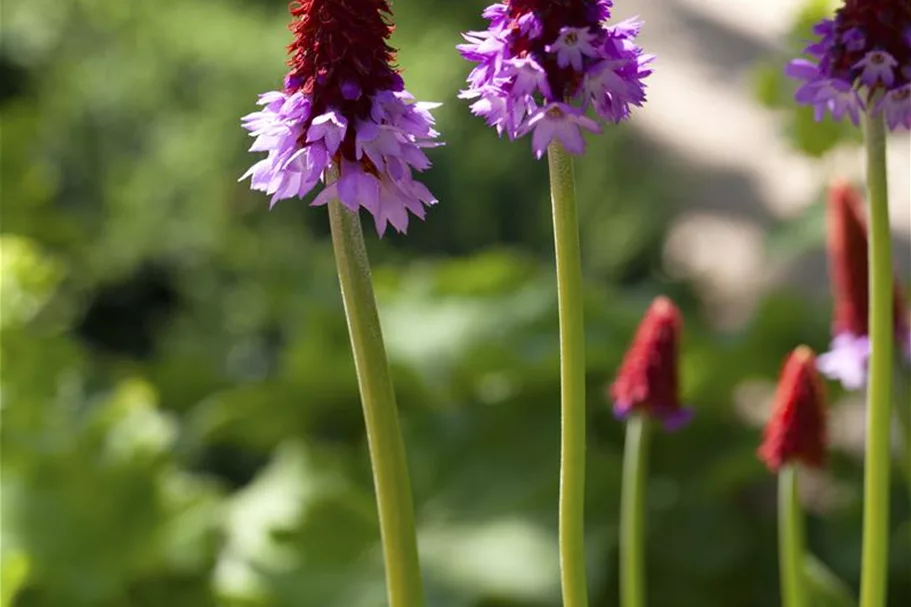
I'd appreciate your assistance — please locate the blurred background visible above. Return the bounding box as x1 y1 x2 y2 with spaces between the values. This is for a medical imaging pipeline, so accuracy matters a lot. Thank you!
2 0 909 605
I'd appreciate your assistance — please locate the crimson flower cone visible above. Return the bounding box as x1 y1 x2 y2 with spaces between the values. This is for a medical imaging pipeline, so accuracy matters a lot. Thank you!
759 347 829 472
609 296 692 430
817 180 911 389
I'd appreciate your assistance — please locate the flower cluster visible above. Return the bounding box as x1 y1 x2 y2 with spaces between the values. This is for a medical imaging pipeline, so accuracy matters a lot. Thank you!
458 0 652 158
759 347 828 472
240 0 442 236
786 0 911 130
609 297 692 431
817 181 911 389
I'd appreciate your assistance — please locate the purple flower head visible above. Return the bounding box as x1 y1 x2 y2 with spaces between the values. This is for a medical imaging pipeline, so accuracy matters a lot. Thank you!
239 0 442 236
458 1 651 158
786 0 911 131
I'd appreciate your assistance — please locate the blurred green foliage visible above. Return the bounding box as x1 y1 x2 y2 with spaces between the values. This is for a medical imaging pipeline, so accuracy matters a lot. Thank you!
1 1 909 606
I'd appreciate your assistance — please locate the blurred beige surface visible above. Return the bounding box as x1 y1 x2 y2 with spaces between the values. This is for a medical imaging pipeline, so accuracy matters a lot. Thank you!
616 0 911 326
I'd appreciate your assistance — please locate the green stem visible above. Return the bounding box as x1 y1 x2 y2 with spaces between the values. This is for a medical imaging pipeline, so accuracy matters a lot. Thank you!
328 200 424 607
620 415 650 607
547 141 589 607
779 465 806 607
859 109 893 607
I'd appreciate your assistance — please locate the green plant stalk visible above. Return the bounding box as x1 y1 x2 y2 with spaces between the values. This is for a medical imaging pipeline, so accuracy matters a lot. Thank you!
328 200 424 607
620 414 650 607
779 465 806 607
859 109 893 607
547 141 589 607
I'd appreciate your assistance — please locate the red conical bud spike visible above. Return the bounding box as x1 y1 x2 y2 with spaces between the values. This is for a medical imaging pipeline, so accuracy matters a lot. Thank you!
827 180 909 340
758 347 828 472
827 179 870 337
610 296 690 428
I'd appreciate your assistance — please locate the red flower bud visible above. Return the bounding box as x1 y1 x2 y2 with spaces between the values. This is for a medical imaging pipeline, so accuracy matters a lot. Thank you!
827 179 909 340
758 347 828 472
609 296 692 430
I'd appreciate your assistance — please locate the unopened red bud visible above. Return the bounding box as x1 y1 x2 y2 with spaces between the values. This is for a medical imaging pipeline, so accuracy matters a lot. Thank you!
609 296 692 431
759 347 828 472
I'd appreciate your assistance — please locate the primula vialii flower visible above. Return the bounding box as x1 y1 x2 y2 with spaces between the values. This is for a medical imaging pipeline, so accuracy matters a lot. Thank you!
786 0 911 130
458 0 652 158
240 1 442 236
759 347 828 472
817 181 911 389
609 297 692 430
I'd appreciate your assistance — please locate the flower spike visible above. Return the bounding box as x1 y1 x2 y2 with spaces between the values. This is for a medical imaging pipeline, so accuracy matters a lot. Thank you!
817 180 911 389
239 1 442 236
609 296 692 431
759 347 829 472
459 1 652 157
786 0 911 130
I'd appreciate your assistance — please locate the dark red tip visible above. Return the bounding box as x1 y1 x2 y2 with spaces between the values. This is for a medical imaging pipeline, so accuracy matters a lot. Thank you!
609 296 690 428
758 347 828 472
285 1 401 129
826 180 909 340
834 1 911 91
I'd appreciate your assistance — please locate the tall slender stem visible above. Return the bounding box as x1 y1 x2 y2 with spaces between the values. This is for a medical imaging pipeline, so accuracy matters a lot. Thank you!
547 142 589 607
779 465 806 607
859 109 892 607
620 415 650 607
328 200 424 607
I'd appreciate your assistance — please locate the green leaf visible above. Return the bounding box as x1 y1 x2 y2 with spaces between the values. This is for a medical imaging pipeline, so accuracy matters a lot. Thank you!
1 551 30 607
804 553 856 607
790 106 861 158
753 63 787 108
0 236 64 329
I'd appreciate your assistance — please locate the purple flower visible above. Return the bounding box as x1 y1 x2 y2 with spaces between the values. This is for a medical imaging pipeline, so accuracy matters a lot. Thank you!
786 0 911 131
522 102 601 158
547 27 600 71
876 84 911 130
855 50 898 87
458 0 651 158
239 1 442 236
817 333 870 390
